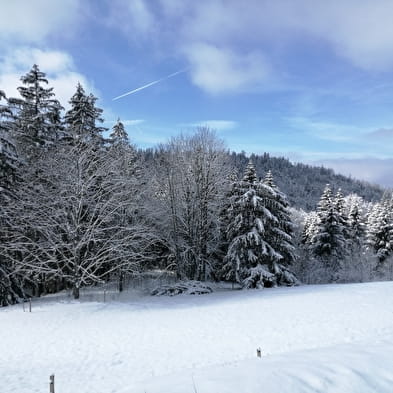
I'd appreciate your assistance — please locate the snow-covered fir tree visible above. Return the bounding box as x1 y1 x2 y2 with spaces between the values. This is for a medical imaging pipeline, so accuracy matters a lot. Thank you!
110 118 128 145
334 189 350 240
261 170 297 266
222 161 298 288
347 197 366 248
64 83 106 146
0 91 19 202
366 196 393 266
301 211 320 246
11 64 63 156
0 66 64 304
312 185 347 274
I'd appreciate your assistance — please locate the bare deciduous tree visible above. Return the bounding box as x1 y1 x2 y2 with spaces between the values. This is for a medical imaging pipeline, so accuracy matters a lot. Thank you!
148 128 231 280
1 141 153 299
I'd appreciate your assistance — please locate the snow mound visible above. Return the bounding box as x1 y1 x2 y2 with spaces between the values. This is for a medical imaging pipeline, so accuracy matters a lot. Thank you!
151 280 213 296
133 342 393 393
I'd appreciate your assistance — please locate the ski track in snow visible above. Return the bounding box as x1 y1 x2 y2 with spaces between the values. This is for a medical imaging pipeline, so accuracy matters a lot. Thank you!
1 282 393 393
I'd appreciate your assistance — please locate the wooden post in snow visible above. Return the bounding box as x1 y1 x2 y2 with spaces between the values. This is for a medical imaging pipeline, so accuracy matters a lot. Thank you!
49 374 55 393
29 298 32 312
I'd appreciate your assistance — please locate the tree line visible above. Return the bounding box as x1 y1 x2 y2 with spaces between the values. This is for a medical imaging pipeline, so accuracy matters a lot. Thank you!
297 186 393 283
0 65 392 306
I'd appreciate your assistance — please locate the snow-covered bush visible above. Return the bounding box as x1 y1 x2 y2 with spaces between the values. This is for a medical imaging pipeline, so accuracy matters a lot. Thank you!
151 280 213 296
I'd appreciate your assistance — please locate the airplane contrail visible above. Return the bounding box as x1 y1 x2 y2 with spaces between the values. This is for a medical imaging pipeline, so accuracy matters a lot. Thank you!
112 68 187 101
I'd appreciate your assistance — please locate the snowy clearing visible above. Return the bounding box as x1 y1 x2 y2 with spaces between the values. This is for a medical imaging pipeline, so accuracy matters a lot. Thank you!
1 281 393 393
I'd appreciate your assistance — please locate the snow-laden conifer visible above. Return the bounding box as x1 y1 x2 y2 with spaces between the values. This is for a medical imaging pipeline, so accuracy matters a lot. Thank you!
12 64 63 155
347 198 366 247
65 83 106 146
261 170 297 266
0 91 19 201
312 185 347 274
301 211 320 246
366 196 393 266
222 162 298 288
110 118 129 145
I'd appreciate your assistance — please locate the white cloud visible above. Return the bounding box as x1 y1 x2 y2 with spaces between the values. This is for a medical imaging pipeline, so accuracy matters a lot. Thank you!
0 2 94 110
182 0 393 71
183 43 270 94
126 0 154 35
0 0 80 44
106 0 155 39
269 0 393 71
107 0 393 94
158 0 188 17
0 48 96 110
1 48 74 75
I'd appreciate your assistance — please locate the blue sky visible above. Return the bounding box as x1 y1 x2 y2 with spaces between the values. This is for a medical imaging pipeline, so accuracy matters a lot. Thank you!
1 0 393 187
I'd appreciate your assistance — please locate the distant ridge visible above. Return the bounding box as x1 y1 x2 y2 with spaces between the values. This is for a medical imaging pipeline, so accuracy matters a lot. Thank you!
229 151 384 211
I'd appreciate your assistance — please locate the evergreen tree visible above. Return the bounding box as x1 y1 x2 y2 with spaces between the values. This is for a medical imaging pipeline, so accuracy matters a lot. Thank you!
334 189 350 240
301 211 320 246
110 118 129 145
64 83 106 146
348 199 365 247
312 185 347 273
0 91 19 201
222 162 298 288
366 198 393 266
12 64 63 155
242 160 258 183
261 170 297 266
107 118 140 178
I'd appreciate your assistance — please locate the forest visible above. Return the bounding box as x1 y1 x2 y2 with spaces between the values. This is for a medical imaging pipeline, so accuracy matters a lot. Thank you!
0 65 392 306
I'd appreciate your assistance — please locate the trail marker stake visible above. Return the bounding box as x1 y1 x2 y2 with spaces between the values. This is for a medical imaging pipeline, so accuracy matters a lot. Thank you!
49 374 55 393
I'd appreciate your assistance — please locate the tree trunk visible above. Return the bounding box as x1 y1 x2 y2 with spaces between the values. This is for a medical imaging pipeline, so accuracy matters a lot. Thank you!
72 284 80 299
118 271 124 292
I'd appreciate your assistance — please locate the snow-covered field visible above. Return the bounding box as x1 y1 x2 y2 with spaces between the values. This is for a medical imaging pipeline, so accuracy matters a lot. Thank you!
1 282 393 393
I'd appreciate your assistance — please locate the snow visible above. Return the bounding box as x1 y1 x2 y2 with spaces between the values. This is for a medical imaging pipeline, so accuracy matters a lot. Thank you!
1 281 393 393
